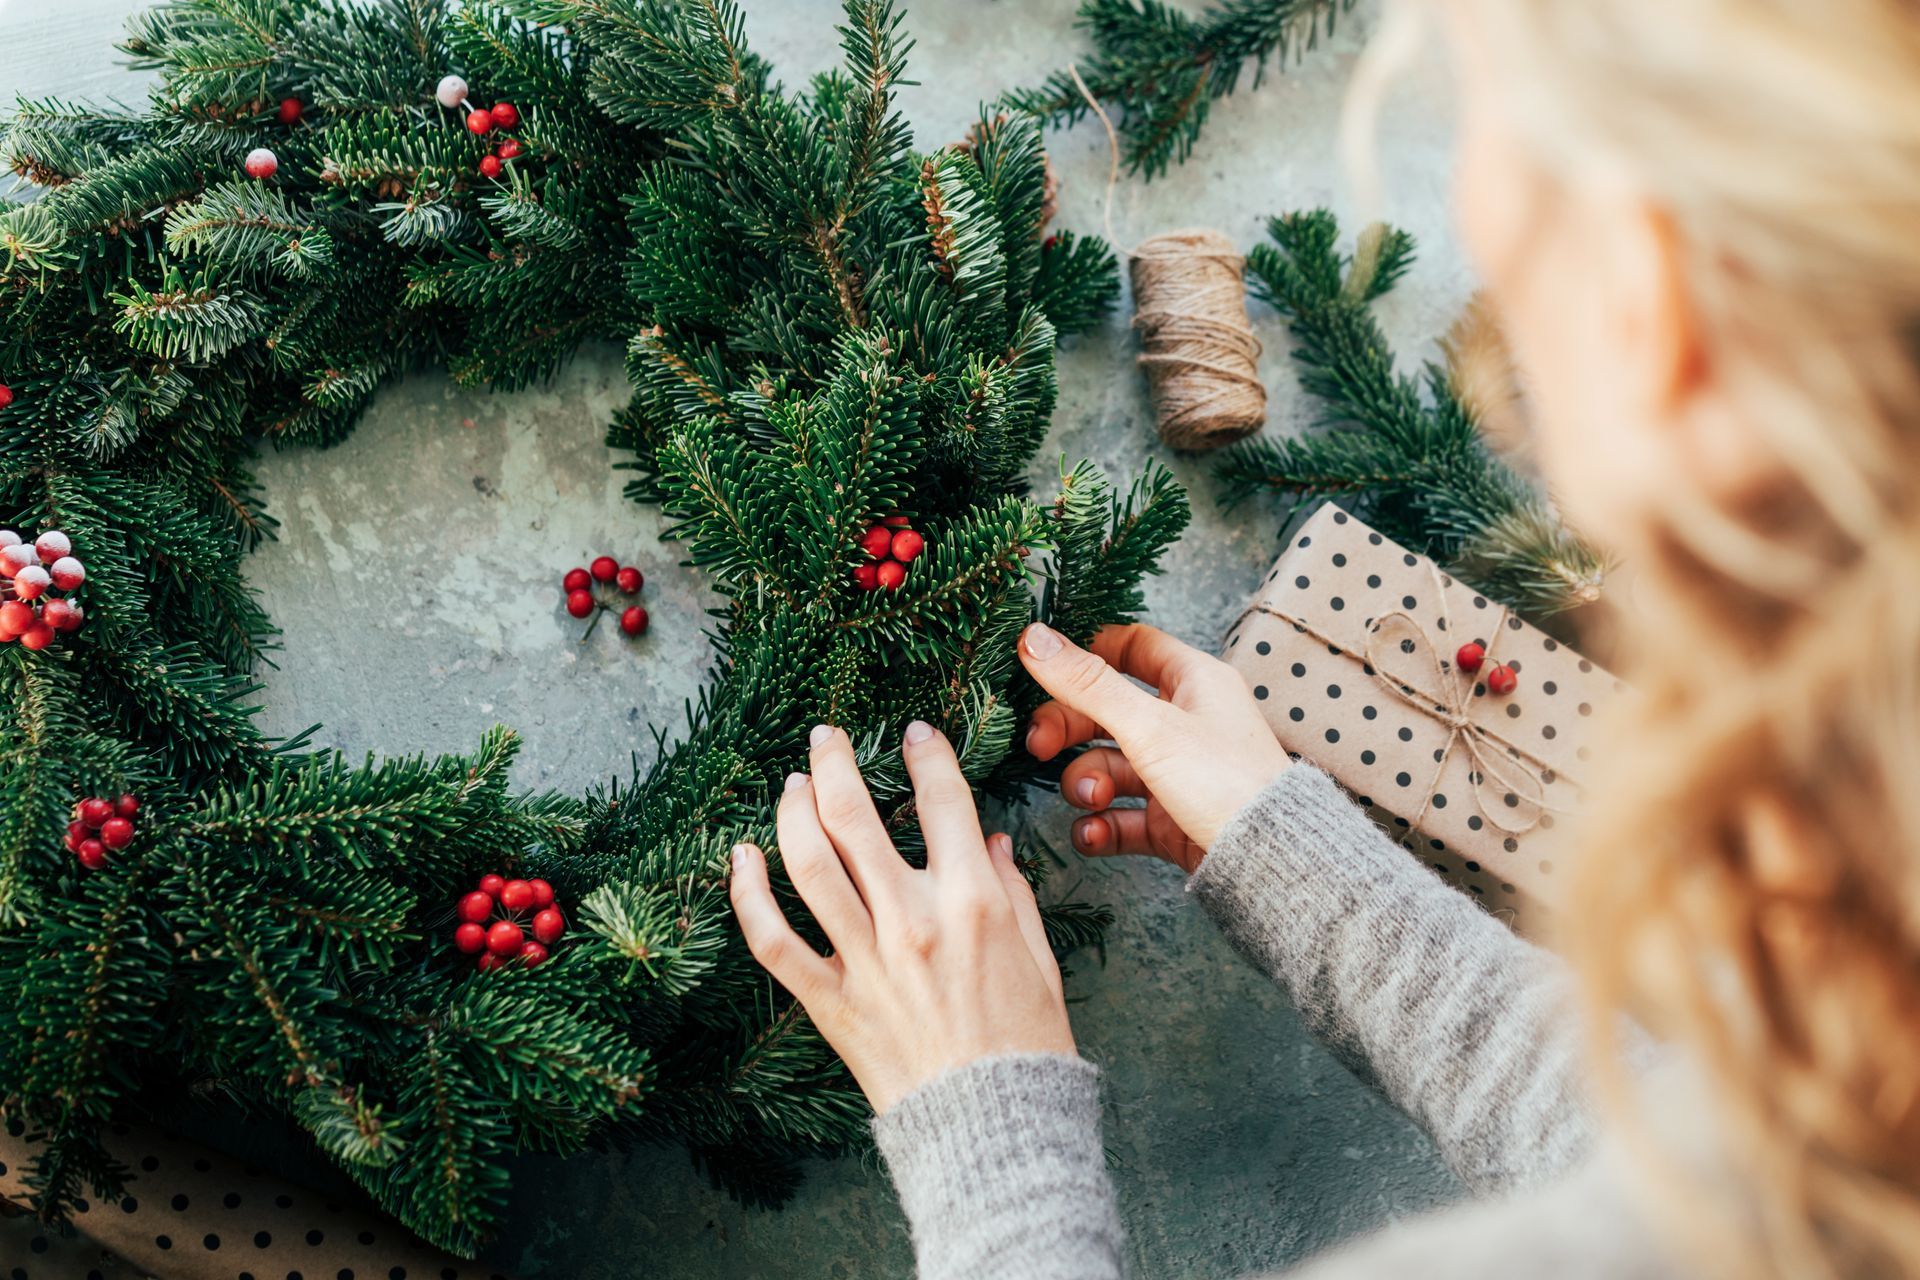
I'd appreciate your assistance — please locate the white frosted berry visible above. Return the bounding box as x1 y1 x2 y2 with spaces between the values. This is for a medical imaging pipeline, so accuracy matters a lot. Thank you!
1 543 38 575
49 556 84 591
436 74 470 108
244 147 279 179
33 530 69 561
13 565 50 600
0 530 20 548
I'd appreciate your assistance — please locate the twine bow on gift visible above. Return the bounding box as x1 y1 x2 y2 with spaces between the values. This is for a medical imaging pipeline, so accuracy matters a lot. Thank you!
1238 563 1574 843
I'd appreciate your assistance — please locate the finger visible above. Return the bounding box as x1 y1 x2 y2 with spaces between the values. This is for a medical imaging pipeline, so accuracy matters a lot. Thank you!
1070 808 1157 859
900 720 991 882
806 723 909 903
988 833 1061 997
1020 624 1175 757
1024 699 1107 762
730 843 839 1001
776 772 874 955
1087 623 1213 694
1059 746 1147 811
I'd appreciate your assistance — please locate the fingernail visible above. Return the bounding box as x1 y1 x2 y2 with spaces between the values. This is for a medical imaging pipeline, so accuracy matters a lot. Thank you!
1074 816 1101 848
731 843 749 868
809 723 832 748
903 719 933 745
1023 623 1063 659
785 771 808 791
1074 777 1097 806
990 833 1013 859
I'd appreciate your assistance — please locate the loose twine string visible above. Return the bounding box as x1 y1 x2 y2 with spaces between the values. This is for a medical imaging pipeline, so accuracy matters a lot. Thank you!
1067 65 1268 451
1232 561 1577 847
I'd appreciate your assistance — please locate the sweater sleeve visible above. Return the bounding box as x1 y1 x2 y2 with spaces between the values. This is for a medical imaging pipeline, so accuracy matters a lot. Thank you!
1189 764 1608 1195
872 1053 1124 1280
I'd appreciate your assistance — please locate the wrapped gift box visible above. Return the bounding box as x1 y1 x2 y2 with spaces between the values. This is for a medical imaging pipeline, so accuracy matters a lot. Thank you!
1221 503 1623 931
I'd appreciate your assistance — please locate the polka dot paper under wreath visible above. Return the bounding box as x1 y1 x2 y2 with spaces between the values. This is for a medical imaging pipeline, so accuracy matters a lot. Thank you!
0 1123 503 1280
1221 503 1627 934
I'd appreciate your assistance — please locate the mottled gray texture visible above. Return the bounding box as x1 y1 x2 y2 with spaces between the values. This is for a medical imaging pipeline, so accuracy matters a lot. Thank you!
1 2 1479 1276
873 766 1672 1279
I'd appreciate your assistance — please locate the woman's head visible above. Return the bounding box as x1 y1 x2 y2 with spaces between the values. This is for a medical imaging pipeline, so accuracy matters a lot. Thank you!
1395 1 1920 1274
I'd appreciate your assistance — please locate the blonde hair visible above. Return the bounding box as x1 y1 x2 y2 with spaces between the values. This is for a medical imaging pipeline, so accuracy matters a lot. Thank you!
1360 1 1920 1275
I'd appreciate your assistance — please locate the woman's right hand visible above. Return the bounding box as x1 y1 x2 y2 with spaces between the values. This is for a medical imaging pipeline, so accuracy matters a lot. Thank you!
1019 622 1293 874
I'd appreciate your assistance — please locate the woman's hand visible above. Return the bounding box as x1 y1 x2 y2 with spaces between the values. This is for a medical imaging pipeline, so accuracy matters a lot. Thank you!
728 721 1075 1115
1020 622 1292 873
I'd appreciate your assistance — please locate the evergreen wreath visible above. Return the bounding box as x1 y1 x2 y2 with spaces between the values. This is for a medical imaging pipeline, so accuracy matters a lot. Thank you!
0 0 1188 1256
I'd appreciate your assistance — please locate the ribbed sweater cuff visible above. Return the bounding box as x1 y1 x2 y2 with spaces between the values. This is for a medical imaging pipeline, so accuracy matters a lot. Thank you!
874 1053 1124 1280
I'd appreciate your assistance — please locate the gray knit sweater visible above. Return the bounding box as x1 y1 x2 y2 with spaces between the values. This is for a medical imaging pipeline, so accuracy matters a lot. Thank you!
872 765 1679 1279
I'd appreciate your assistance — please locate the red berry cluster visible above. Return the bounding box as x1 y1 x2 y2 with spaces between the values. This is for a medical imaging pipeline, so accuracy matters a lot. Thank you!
0 528 85 651
452 873 565 970
562 555 648 638
1455 642 1518 695
852 516 923 592
66 793 138 871
468 101 525 178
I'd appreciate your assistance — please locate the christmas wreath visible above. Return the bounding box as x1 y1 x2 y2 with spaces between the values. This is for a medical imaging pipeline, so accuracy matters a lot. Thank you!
0 0 1187 1255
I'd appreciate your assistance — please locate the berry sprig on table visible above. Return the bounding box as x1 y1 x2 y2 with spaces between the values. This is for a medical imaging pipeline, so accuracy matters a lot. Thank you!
0 528 86 650
852 515 924 592
66 793 138 871
562 554 648 640
452 873 565 970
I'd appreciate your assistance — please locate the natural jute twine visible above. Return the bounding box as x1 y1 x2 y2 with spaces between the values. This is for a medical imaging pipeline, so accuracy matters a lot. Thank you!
1129 229 1266 450
1067 65 1267 452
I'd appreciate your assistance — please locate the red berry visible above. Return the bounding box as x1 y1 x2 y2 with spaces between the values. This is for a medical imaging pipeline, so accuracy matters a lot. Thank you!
1487 664 1518 696
478 154 502 179
0 385 12 409
1455 642 1486 675
619 606 648 636
478 873 506 898
65 820 87 851
13 565 49 600
77 840 108 870
532 907 565 944
495 137 523 160
33 531 69 561
889 529 924 564
79 798 113 828
485 919 523 955
566 589 595 619
50 557 83 593
476 951 505 971
454 922 487 954
615 565 642 594
0 600 32 639
517 940 548 967
882 515 911 528
457 890 494 923
528 878 554 908
114 793 139 818
860 526 893 560
243 147 278 179
1 543 36 576
499 878 534 911
589 555 618 583
465 107 494 135
562 567 591 593
18 622 53 651
876 560 906 591
1044 233 1060 250
276 96 303 125
41 598 81 633
852 563 880 591
491 102 520 129
99 816 134 850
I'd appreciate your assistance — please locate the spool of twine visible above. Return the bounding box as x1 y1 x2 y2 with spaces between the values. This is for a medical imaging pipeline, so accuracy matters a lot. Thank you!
1128 229 1267 451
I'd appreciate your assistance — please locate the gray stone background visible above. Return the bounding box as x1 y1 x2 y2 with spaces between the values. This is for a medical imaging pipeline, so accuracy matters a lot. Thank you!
0 1 1477 1274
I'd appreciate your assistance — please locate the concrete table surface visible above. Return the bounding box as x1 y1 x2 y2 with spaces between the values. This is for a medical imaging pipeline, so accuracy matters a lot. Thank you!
1 2 1475 1275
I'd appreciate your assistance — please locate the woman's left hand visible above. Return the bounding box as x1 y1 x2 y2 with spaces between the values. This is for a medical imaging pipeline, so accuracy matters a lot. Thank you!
728 720 1076 1114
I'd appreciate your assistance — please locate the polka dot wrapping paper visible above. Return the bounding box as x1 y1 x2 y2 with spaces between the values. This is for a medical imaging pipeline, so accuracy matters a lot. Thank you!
0 1121 511 1280
1221 503 1625 934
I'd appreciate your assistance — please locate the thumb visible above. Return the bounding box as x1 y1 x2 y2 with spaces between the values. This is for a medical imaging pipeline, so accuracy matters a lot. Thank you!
1020 623 1171 750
